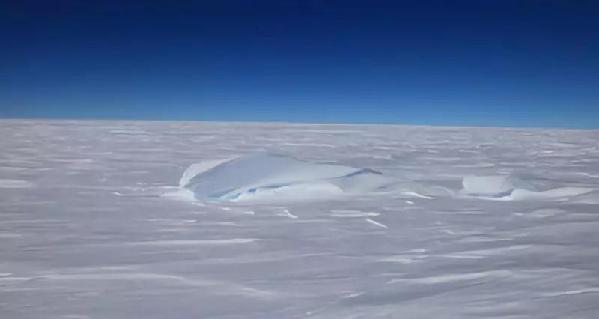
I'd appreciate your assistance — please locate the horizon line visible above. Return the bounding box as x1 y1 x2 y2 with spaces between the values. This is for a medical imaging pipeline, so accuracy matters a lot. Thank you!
1 115 596 131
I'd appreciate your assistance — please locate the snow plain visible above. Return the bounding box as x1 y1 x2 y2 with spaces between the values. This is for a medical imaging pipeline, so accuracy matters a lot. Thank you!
1 119 599 318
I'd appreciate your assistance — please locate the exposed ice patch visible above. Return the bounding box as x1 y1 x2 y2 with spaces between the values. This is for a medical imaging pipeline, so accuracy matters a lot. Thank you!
508 187 594 201
169 155 595 204
180 154 392 202
461 175 515 197
460 175 594 201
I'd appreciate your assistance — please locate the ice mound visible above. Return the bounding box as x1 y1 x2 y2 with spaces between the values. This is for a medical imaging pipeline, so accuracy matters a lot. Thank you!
175 157 595 203
508 187 594 201
461 175 515 197
461 175 594 201
180 154 391 202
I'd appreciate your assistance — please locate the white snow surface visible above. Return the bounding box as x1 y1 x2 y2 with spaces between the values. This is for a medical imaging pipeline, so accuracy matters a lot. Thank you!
1 119 599 318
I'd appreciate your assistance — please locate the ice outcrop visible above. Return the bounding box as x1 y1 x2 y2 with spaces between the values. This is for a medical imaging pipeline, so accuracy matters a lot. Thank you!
461 175 516 197
180 154 391 202
177 156 595 203
461 175 593 201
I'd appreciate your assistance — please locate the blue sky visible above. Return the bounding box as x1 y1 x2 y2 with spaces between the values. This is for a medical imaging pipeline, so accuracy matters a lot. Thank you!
1 0 598 127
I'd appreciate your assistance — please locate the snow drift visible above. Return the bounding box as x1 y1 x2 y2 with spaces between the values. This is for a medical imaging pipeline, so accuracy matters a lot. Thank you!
180 154 391 202
4 120 599 319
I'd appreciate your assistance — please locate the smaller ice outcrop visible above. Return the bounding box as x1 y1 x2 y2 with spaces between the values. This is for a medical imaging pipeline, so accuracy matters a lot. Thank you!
180 154 393 203
461 175 515 197
509 187 594 201
460 174 594 201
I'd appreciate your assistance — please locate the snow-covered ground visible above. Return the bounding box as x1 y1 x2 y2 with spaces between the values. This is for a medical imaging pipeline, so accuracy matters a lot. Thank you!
1 119 599 318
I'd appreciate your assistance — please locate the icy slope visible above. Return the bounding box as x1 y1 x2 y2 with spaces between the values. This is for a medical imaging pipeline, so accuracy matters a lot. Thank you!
180 153 390 202
178 156 594 203
460 174 593 200
1 120 599 319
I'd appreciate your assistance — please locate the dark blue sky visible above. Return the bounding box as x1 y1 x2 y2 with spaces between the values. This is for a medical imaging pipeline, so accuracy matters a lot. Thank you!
1 0 599 127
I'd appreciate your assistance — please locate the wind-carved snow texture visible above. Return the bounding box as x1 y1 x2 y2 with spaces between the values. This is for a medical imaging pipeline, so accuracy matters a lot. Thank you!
2 120 599 319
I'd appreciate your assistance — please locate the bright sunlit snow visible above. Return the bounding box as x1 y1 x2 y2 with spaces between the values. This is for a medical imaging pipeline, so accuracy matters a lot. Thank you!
1 120 599 318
